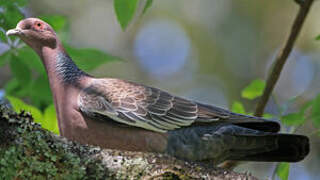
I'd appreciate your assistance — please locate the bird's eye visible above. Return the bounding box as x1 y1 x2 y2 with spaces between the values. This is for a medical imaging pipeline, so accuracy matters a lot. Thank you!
34 22 44 30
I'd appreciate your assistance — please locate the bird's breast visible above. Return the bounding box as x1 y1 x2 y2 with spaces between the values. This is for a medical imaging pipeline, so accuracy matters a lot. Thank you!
60 109 169 153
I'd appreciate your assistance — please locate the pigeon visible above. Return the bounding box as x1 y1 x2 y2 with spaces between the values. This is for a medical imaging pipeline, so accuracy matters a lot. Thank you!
6 18 309 165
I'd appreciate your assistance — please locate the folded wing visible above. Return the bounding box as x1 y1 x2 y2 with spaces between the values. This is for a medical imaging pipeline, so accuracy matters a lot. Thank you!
78 79 279 133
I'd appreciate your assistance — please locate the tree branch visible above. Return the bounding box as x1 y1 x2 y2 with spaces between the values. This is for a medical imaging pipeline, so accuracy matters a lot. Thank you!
254 0 314 117
0 105 258 179
221 0 314 170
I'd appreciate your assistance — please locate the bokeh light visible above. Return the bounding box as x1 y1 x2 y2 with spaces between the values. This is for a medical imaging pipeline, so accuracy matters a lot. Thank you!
266 50 315 102
134 19 191 79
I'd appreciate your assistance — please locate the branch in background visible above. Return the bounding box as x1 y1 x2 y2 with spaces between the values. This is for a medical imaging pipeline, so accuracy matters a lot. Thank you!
254 0 314 117
222 0 314 170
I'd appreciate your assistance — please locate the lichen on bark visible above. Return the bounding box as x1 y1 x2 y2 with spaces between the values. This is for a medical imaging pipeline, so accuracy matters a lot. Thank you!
0 104 258 180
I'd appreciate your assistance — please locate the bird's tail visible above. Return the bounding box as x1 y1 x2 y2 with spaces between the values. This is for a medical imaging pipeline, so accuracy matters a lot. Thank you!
166 125 309 164
227 133 309 162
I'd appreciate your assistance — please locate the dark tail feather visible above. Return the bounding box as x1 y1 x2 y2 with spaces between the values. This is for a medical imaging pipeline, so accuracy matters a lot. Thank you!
166 125 309 164
235 121 280 133
229 134 309 162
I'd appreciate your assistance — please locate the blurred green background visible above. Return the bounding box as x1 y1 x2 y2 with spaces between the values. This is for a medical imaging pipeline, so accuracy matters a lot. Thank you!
1 0 320 179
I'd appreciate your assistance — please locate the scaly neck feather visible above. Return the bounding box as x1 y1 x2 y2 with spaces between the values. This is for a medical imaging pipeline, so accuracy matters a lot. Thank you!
38 41 89 86
55 52 88 84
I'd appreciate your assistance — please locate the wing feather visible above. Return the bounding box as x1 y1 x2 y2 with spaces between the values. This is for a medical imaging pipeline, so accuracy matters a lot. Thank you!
78 79 239 133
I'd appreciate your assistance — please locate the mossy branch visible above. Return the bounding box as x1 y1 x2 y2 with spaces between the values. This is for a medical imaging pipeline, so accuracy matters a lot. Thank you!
0 105 257 180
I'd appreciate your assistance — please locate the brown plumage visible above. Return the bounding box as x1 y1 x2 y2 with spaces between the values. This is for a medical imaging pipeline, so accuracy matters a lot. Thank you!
6 18 309 165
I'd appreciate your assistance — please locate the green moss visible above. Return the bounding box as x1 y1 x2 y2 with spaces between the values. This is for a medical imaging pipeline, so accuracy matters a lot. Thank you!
0 105 109 180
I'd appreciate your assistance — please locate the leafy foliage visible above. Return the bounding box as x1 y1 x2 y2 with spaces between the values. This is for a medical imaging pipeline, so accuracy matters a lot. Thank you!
114 0 139 30
281 101 311 127
143 0 153 14
15 46 45 74
114 0 154 30
0 50 11 66
312 94 320 128
281 113 304 126
6 96 59 134
0 0 26 32
231 79 269 117
6 96 43 123
9 56 32 85
231 101 246 114
241 79 266 100
64 44 120 71
43 104 59 134
276 163 290 180
38 15 67 32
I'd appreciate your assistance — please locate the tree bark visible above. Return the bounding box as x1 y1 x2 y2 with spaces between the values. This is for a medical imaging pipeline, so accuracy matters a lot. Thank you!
0 105 258 180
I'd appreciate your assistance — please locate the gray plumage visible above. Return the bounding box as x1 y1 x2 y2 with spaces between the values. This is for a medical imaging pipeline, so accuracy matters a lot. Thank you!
78 78 279 133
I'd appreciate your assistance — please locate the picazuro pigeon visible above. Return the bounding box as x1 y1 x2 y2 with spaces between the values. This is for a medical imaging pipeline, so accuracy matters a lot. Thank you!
7 18 309 165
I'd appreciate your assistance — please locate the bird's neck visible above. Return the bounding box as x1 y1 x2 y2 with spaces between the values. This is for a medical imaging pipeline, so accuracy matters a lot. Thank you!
55 51 89 84
38 41 90 101
38 42 91 133
39 42 89 86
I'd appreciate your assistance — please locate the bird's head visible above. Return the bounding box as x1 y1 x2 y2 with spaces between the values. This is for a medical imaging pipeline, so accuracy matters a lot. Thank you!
6 18 58 50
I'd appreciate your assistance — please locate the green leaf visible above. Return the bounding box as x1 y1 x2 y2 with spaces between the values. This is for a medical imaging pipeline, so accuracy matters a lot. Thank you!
263 113 273 119
65 44 119 71
276 162 290 180
0 50 11 66
316 35 320 41
9 56 32 86
312 94 320 128
300 101 313 113
281 101 312 126
5 96 58 134
0 28 7 43
13 81 32 97
281 113 304 126
231 101 246 114
6 96 43 123
241 79 266 100
29 75 52 109
1 4 24 30
0 0 27 7
38 15 67 32
114 0 139 30
15 0 27 6
143 0 153 14
43 104 59 134
16 46 44 74
8 56 33 98
4 79 20 95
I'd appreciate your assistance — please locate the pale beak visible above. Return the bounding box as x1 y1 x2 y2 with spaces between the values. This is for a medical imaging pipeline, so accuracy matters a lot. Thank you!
6 28 22 36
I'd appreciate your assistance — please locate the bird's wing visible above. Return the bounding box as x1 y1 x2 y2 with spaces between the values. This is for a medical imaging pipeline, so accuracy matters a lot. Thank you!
78 79 278 133
78 79 200 132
